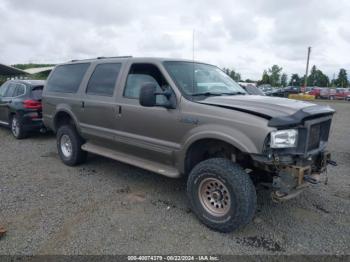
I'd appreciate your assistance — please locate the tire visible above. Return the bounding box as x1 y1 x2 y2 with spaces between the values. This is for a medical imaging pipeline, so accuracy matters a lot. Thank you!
187 158 257 233
330 96 334 100
56 125 87 166
10 115 27 139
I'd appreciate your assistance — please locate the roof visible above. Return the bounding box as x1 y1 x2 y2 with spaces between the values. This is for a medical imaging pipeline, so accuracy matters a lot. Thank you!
67 56 205 65
23 66 54 74
0 64 28 76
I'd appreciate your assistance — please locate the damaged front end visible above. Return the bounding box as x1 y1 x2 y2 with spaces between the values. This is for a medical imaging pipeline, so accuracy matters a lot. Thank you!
251 113 336 202
271 151 333 202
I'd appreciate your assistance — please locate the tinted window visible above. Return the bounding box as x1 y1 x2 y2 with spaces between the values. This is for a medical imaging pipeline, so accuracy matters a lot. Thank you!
0 82 9 96
124 64 168 99
4 83 16 97
31 86 43 100
46 63 90 93
14 84 26 97
86 63 121 96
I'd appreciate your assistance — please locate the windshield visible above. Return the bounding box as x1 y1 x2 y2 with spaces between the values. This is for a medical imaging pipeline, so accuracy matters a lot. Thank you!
164 61 246 96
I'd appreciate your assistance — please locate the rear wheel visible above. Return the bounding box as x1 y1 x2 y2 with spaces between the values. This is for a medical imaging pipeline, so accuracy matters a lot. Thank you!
187 158 257 233
10 115 27 139
57 125 87 166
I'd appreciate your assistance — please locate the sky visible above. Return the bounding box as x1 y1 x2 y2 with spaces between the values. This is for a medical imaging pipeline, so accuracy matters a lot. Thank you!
1 0 349 80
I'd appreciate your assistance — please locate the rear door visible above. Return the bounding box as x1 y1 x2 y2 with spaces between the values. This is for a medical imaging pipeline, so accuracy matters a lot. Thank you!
79 62 123 147
0 82 10 123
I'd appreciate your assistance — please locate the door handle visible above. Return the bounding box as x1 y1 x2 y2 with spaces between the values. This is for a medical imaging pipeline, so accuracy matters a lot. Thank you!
115 105 122 117
81 101 85 108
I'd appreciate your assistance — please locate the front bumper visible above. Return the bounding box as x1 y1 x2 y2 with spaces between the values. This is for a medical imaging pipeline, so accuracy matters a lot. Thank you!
271 151 331 202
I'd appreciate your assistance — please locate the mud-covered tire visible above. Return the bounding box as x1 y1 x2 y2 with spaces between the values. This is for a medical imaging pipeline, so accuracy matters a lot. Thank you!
56 125 87 166
187 158 257 233
10 115 27 139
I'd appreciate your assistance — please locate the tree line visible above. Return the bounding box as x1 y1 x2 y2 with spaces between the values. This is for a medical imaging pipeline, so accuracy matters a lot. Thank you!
224 65 349 88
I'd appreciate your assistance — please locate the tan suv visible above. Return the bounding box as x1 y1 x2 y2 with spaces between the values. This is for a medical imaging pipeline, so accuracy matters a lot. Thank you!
43 56 335 232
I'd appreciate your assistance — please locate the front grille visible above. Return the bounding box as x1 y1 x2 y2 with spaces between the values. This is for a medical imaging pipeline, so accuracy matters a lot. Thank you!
307 120 331 151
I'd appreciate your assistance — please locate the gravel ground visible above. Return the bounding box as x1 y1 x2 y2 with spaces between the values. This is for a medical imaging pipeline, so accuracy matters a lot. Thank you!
0 100 349 255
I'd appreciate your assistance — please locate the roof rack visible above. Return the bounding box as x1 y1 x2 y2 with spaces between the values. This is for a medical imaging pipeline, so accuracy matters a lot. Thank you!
71 56 132 62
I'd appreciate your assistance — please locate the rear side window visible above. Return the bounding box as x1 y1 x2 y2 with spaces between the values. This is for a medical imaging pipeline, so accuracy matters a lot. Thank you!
31 86 43 100
0 82 9 96
14 84 26 97
4 83 16 97
86 63 121 96
46 63 90 93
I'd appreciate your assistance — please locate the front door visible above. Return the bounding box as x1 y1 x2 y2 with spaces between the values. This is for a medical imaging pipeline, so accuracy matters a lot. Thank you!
116 63 184 166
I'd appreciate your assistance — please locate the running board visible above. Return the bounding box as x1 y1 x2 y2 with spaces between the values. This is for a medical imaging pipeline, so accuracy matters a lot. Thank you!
81 142 180 178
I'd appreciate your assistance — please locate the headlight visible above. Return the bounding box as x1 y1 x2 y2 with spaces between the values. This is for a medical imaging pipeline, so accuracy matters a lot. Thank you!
270 129 298 148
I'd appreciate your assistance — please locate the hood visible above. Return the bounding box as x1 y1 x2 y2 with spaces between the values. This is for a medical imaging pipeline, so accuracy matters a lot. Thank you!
198 95 335 127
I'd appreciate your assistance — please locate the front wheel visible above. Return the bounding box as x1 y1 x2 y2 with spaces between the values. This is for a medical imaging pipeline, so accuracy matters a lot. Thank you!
187 158 257 233
56 125 87 166
10 115 27 139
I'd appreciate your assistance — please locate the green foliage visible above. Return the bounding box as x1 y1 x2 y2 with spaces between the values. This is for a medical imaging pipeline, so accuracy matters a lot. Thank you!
223 68 241 82
12 63 55 70
307 65 329 87
258 70 270 85
335 68 348 88
268 65 283 86
281 73 288 87
289 73 301 86
258 66 284 87
258 64 342 88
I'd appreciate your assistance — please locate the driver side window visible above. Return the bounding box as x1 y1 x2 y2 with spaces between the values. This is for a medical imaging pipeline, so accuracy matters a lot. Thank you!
123 63 168 104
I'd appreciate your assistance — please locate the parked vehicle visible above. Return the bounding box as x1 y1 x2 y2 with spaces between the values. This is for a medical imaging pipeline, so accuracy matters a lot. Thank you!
258 85 273 96
43 57 335 232
334 88 350 100
308 87 322 98
320 88 336 100
0 80 45 139
241 84 265 95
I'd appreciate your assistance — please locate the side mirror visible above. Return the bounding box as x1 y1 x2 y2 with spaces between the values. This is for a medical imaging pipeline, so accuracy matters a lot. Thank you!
139 83 157 107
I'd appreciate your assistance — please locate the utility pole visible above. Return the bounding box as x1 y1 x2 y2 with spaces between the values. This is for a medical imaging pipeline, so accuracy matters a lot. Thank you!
303 46 311 93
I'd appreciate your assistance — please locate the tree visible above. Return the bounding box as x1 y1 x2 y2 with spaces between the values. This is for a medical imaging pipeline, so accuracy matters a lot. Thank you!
268 65 283 86
307 65 329 87
281 73 288 87
223 68 241 82
335 68 348 88
258 70 270 85
289 73 301 86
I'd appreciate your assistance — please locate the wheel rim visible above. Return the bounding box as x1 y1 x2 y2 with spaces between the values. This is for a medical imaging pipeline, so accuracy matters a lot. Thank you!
198 177 231 217
60 134 73 158
11 117 20 137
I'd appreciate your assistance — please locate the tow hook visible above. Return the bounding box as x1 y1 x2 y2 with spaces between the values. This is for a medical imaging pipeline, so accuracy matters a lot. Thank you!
327 159 337 166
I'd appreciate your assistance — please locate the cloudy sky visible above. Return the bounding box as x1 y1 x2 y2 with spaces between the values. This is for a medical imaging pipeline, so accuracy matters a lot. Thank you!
1 0 349 80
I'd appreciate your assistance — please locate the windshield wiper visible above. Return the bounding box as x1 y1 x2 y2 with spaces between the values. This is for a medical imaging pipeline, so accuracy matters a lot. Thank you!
191 92 223 96
191 91 246 97
220 92 246 95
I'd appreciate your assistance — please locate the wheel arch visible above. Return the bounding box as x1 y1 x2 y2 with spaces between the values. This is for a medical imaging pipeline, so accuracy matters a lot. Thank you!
180 131 257 175
53 108 80 133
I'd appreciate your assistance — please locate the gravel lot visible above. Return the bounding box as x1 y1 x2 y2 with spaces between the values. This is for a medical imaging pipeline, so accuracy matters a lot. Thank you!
0 100 349 255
